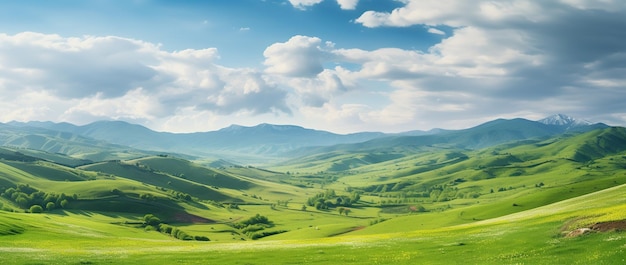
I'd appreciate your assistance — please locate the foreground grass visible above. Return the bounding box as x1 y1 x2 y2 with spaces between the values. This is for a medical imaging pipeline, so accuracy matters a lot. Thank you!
1 184 625 264
1 218 624 265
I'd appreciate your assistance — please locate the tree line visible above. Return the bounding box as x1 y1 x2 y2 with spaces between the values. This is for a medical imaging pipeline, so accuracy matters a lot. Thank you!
306 189 361 210
1 184 77 213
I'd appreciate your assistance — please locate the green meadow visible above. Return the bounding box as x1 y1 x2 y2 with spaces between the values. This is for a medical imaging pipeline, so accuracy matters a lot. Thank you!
0 127 625 264
1 184 624 264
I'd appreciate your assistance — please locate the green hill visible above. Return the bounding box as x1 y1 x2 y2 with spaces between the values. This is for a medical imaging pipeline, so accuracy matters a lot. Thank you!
268 127 626 224
79 160 236 202
0 125 625 264
129 156 254 190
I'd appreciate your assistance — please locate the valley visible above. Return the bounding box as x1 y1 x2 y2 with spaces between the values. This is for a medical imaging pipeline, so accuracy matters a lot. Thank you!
0 115 625 264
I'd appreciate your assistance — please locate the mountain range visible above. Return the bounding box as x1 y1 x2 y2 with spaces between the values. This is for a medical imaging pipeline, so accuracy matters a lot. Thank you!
0 114 609 164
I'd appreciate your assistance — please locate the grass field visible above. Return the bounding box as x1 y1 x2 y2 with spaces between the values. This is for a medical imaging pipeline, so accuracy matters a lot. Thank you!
0 128 625 264
1 183 624 264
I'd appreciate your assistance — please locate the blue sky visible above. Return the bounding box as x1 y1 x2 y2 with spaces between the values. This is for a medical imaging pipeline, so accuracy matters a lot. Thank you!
0 0 625 133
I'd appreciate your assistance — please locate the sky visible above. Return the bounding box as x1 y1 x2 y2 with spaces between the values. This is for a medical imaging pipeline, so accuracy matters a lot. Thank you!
0 0 625 134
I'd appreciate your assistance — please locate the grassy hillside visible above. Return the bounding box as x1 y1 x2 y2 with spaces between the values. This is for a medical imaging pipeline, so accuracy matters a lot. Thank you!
0 126 624 264
79 160 236 202
267 127 626 226
1 183 624 264
129 156 254 190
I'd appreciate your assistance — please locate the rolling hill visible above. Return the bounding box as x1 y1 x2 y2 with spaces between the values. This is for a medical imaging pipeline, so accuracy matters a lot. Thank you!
0 115 624 264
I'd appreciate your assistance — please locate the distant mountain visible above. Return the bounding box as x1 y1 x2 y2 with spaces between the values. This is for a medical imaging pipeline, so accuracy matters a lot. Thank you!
537 114 600 132
4 121 387 161
0 123 153 162
287 116 610 160
2 114 611 163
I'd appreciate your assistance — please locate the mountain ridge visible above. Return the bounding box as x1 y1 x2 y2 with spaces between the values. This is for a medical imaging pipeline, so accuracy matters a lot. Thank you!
1 115 610 163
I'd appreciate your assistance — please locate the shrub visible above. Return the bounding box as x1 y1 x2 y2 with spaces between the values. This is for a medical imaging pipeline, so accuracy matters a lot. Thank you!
143 214 161 226
175 230 192 240
238 214 272 227
194 236 210 241
29 205 43 213
242 224 265 234
159 224 173 234
249 230 287 240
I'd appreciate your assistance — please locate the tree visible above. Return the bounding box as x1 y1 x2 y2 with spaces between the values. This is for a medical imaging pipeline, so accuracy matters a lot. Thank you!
45 202 55 211
343 208 351 216
338 207 345 215
60 199 69 208
15 196 29 208
301 204 307 211
29 205 43 213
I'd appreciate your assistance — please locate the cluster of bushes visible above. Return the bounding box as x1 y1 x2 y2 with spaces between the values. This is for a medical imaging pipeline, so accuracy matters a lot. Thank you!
139 193 157 201
142 214 209 241
369 218 389 225
306 189 361 210
232 214 285 240
233 214 272 229
170 191 193 201
337 207 351 216
1 184 76 212
248 230 286 240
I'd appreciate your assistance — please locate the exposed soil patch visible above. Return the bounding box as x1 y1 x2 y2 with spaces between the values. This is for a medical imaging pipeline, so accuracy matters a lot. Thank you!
590 220 626 232
565 219 626 238
565 228 592 238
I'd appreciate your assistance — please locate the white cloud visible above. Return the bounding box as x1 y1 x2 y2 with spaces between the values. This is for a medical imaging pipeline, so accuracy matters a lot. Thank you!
2 0 626 133
355 0 547 28
427 28 445 35
287 69 347 107
263 35 327 77
0 32 160 99
307 0 626 131
288 0 359 11
288 0 323 10
336 0 358 10
0 32 290 127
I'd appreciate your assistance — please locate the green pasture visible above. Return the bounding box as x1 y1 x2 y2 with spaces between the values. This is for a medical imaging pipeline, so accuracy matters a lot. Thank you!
1 184 624 264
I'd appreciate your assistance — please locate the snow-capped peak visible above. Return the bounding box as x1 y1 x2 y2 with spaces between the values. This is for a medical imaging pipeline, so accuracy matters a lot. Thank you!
538 114 592 127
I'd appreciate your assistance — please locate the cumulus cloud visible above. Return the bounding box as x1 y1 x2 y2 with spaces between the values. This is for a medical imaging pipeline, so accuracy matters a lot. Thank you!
288 0 359 10
0 32 290 126
287 69 347 107
355 0 547 28
2 0 626 133
0 32 160 99
288 0 324 10
330 0 626 130
336 0 359 10
263 35 328 77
